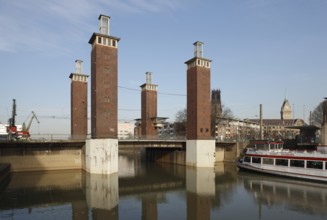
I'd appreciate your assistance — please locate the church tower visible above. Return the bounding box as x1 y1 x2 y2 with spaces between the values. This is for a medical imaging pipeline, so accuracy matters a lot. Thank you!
88 15 120 138
280 97 292 120
321 98 327 145
211 89 222 137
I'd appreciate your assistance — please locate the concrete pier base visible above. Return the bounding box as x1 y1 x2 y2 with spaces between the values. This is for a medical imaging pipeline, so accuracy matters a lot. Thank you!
85 139 118 174
186 140 215 168
85 172 118 210
186 167 215 195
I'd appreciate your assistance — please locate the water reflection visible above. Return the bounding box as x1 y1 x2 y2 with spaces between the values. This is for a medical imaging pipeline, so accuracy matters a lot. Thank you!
239 171 327 219
0 159 326 219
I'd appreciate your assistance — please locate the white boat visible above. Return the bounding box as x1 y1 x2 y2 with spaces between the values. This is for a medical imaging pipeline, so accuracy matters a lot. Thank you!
0 124 8 140
237 139 327 182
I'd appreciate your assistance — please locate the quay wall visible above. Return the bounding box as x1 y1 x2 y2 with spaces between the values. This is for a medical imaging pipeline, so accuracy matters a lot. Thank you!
0 141 84 172
215 142 248 163
0 141 248 172
145 148 186 165
144 141 249 165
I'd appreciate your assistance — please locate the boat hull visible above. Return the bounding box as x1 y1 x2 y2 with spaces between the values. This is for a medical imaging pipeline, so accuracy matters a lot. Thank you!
237 161 327 182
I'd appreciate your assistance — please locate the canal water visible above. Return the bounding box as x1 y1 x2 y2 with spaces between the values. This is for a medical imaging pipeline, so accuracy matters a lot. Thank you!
0 155 326 220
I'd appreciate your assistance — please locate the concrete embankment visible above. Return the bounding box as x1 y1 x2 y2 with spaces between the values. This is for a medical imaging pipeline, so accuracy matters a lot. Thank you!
0 140 248 172
0 141 85 172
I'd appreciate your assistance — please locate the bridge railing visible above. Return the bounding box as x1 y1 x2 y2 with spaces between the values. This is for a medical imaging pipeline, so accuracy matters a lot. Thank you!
27 134 251 143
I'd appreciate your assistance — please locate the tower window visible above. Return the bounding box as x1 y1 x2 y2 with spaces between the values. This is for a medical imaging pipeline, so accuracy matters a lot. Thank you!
98 37 102 44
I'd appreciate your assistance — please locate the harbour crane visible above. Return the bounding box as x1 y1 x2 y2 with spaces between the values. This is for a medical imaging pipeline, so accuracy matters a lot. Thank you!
5 99 40 140
20 111 40 139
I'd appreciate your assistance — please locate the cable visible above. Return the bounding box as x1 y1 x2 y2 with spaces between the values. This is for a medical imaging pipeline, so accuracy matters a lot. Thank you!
118 85 186 97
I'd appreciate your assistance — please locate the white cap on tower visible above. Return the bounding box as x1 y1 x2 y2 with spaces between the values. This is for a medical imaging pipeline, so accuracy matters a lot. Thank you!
99 14 110 35
75 60 83 74
193 41 204 58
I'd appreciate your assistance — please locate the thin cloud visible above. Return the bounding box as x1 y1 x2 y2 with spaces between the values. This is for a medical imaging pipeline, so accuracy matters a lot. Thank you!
0 0 189 53
99 0 186 13
123 0 182 12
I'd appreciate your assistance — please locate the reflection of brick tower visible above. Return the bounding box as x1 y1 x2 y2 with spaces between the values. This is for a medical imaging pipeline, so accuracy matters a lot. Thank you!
187 193 211 220
88 15 120 139
140 72 158 138
185 41 212 140
70 60 88 140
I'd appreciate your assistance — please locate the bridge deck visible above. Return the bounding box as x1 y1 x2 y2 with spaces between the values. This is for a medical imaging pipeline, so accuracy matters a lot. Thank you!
0 139 237 149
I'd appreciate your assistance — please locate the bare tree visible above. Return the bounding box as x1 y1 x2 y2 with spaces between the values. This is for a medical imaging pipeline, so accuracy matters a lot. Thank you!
175 106 234 123
174 104 235 138
174 108 187 137
221 104 234 119
175 108 187 123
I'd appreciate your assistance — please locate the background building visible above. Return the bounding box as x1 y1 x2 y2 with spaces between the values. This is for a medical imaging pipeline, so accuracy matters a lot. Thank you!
118 121 134 139
215 118 259 141
213 97 305 141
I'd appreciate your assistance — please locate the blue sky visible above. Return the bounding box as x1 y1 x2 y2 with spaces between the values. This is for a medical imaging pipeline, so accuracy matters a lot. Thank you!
0 0 326 136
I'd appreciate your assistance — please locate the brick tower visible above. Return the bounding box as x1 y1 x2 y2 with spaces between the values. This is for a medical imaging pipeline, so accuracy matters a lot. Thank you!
85 15 120 175
88 15 120 139
69 60 88 140
185 41 212 139
140 72 158 139
185 41 215 167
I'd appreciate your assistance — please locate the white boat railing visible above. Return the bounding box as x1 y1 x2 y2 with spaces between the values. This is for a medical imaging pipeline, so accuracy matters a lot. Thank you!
246 148 327 156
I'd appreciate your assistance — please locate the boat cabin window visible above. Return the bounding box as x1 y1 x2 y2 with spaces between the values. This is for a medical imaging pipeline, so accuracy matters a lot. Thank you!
254 143 269 150
290 160 305 168
244 157 251 163
252 141 283 151
276 159 288 166
263 158 274 165
307 161 323 169
252 157 261 164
